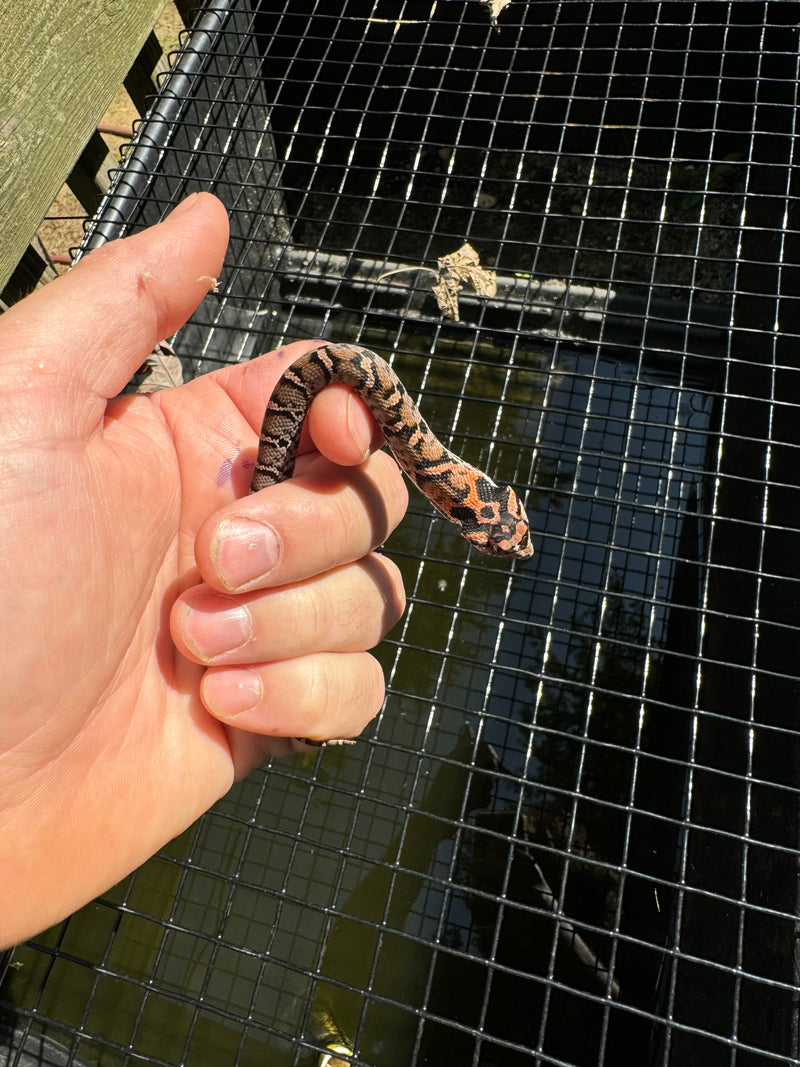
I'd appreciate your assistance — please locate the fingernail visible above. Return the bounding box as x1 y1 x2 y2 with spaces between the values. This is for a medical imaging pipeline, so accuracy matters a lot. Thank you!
346 393 371 461
202 668 262 719
180 593 253 660
212 517 281 590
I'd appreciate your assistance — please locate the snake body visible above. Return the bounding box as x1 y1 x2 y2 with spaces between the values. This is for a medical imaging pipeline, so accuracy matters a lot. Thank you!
250 342 532 748
250 342 533 560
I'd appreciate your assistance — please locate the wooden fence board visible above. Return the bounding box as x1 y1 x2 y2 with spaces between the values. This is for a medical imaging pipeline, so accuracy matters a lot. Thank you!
1 0 168 291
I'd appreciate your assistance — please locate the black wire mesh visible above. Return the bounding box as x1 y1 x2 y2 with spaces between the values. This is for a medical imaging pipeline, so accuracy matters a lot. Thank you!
3 1 800 1064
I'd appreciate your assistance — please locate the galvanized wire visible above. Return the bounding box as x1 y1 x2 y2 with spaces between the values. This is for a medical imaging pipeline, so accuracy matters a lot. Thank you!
3 1 800 1065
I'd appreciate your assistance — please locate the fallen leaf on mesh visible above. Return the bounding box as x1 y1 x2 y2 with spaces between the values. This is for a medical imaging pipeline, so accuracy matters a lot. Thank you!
431 243 497 320
483 0 512 26
132 341 184 392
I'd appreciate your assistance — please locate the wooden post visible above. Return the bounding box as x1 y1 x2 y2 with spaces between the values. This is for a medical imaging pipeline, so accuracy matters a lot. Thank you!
0 0 169 292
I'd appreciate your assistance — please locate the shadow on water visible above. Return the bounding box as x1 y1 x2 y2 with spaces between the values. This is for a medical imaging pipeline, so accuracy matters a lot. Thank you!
0 337 728 1067
8 314 795 1067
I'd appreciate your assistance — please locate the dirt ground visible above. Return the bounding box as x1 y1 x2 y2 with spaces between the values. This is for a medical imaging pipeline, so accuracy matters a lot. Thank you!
35 2 184 279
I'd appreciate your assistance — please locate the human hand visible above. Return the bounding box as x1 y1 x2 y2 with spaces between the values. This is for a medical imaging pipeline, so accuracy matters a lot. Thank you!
0 193 407 947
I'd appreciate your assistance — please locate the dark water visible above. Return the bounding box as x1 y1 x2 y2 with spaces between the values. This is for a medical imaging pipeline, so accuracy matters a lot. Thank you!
3 329 733 1067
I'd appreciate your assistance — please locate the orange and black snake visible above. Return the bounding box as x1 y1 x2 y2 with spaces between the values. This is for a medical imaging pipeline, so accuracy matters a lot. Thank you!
251 342 532 557
249 341 532 746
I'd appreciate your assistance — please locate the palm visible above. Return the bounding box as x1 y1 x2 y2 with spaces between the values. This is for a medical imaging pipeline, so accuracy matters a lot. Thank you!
0 198 284 933
2 350 277 907
0 195 406 947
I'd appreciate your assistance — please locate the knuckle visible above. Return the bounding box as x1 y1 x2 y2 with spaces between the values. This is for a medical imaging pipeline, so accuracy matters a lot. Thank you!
302 652 385 738
365 654 386 713
356 555 407 641
301 654 326 716
292 580 331 647
376 555 406 623
371 449 409 517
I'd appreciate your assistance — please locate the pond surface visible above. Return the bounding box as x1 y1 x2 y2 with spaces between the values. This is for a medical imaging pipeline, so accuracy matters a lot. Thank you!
3 328 723 1066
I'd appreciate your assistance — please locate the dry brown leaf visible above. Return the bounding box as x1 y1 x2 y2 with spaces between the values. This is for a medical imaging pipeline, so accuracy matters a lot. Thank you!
431 242 497 320
431 275 461 320
132 340 184 392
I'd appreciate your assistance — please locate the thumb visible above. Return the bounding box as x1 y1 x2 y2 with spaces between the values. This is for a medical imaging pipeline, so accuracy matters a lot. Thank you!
0 192 229 432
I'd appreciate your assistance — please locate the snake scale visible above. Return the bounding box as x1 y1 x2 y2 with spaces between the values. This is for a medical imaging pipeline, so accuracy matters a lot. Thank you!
249 341 533 746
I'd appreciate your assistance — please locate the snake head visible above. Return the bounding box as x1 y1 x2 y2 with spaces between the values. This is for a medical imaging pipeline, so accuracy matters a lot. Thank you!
459 483 534 560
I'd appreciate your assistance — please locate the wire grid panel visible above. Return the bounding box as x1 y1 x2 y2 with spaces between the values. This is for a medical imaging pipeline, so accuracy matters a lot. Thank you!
3 1 800 1065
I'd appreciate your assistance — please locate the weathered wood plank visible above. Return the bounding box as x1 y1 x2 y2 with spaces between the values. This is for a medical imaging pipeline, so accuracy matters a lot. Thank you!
0 0 168 291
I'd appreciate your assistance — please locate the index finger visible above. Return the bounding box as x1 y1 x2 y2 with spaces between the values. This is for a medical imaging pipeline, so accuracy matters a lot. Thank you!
214 341 383 468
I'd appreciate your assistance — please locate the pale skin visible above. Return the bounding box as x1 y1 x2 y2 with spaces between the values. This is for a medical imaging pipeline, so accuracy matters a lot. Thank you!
0 193 407 949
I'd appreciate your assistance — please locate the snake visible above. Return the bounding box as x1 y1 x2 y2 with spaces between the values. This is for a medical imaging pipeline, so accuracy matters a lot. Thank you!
249 341 533 746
